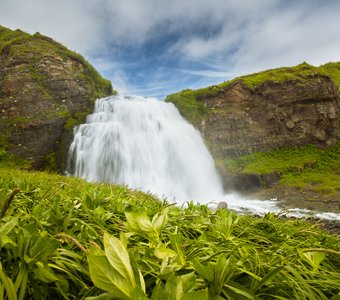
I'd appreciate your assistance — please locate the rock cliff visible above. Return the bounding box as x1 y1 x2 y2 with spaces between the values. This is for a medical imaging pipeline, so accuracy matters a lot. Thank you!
0 26 114 170
167 63 340 195
200 75 339 158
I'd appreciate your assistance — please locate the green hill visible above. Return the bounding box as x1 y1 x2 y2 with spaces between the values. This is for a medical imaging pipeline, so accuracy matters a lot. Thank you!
0 25 115 170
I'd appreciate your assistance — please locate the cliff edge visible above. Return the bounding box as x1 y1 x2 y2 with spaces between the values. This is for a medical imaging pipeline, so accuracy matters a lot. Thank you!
0 26 115 170
167 63 340 209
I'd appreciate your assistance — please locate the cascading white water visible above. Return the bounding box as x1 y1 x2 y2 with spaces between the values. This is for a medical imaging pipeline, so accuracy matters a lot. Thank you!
67 94 224 203
67 94 340 220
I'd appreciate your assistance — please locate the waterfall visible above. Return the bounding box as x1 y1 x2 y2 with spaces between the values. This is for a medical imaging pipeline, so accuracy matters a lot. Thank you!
67 94 224 203
66 94 340 220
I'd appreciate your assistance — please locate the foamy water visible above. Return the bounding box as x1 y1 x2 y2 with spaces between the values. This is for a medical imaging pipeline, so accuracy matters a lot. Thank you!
67 94 340 221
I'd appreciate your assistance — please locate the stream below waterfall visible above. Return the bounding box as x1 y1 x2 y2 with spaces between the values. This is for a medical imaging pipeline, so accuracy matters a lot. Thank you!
67 95 340 221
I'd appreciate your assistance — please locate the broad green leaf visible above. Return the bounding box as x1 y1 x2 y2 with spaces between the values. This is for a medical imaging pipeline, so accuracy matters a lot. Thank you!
151 284 166 300
169 234 186 265
125 212 158 242
0 263 17 300
0 217 18 236
181 289 209 300
131 285 149 300
193 260 214 282
85 293 115 300
103 233 136 285
0 235 17 248
34 262 60 283
88 246 134 300
29 237 59 261
154 243 176 260
215 255 232 289
151 209 168 233
301 251 326 271
163 273 197 300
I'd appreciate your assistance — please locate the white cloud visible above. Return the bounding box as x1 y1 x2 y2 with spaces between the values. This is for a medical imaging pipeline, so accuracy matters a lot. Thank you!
1 0 340 96
181 69 235 78
0 0 105 55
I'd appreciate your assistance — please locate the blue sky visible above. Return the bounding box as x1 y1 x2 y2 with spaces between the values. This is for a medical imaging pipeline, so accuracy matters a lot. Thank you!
1 0 340 99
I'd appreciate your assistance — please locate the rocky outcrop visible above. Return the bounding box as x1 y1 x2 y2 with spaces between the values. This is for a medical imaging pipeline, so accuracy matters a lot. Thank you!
167 64 340 192
0 26 114 170
197 76 339 158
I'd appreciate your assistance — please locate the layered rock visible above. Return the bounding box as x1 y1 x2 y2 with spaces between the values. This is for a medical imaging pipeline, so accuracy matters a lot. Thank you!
167 64 340 192
201 76 339 159
0 26 114 169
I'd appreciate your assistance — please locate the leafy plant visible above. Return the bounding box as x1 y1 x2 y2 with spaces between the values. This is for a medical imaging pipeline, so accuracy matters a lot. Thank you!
0 166 339 299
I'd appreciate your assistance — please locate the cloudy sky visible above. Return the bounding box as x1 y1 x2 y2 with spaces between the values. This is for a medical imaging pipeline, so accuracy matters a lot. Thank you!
1 0 340 98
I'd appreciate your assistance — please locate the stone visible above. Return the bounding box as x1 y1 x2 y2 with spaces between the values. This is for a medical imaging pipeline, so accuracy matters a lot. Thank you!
313 129 326 141
217 201 228 210
286 120 295 129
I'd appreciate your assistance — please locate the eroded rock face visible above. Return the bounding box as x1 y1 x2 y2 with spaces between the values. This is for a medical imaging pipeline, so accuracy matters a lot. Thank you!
0 26 114 169
199 76 339 159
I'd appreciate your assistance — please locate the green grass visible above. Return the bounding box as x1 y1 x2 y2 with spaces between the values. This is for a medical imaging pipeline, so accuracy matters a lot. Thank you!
166 62 338 126
223 142 340 193
0 148 29 168
0 166 339 299
238 62 325 88
166 89 208 126
0 26 115 102
321 62 340 90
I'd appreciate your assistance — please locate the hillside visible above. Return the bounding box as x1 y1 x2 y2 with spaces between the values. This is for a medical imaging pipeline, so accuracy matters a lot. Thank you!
0 165 339 299
0 25 115 170
166 63 340 207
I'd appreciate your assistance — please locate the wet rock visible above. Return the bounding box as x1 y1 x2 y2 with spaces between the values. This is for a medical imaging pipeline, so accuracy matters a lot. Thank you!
217 201 228 210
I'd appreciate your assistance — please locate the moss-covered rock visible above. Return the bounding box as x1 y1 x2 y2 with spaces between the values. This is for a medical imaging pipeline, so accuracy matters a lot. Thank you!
166 63 340 201
166 62 337 127
0 25 116 170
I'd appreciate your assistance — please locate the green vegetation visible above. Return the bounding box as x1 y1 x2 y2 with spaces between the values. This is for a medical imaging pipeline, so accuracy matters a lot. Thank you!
0 26 114 99
0 166 339 299
166 62 339 126
0 148 29 168
166 89 209 126
321 62 340 90
223 142 340 194
238 62 324 88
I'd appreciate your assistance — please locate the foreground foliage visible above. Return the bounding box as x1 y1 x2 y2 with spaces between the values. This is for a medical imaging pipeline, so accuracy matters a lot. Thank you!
0 167 339 299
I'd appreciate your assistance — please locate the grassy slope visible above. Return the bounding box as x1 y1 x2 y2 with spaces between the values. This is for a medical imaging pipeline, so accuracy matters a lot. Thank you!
0 26 114 99
223 142 340 194
165 62 326 125
0 166 339 299
0 26 115 141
